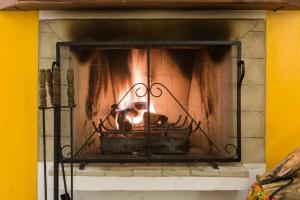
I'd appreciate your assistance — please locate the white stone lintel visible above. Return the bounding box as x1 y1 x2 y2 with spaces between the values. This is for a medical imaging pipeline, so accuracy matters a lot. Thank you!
39 10 266 20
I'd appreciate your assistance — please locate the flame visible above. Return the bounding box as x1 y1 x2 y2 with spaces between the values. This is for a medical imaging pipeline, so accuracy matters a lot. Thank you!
125 102 156 125
116 49 156 127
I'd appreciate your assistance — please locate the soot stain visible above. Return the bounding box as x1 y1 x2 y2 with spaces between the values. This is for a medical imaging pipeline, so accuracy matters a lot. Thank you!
67 19 232 120
206 45 231 63
193 49 218 122
71 48 94 64
85 50 110 119
67 19 231 42
83 49 133 119
107 49 131 88
166 49 195 79
207 95 214 116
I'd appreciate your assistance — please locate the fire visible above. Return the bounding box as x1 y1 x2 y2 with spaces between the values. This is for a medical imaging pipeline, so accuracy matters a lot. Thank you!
125 102 156 125
116 49 156 127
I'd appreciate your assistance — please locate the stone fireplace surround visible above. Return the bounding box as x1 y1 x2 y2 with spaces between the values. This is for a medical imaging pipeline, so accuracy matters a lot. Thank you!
38 10 265 200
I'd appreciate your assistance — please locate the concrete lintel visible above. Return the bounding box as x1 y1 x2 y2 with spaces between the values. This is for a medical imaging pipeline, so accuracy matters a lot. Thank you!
39 10 267 20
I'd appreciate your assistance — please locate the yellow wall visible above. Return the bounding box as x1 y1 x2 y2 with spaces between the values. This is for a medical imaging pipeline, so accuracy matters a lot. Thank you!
0 11 38 200
266 11 300 169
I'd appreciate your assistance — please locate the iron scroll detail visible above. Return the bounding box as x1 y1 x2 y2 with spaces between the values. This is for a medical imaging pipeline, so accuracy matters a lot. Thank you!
149 82 222 154
75 82 225 157
224 143 238 159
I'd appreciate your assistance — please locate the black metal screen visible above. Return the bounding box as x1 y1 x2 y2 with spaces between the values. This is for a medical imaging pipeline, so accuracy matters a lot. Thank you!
54 41 243 163
47 40 245 200
55 41 244 164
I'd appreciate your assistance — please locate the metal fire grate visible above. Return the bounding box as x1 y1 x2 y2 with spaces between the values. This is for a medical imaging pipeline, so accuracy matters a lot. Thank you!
94 82 202 155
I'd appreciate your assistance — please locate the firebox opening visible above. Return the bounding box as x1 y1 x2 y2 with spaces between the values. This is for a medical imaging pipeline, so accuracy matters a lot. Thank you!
59 41 239 162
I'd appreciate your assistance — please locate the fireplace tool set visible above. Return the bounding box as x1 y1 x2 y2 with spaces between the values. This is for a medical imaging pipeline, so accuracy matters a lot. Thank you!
39 63 75 200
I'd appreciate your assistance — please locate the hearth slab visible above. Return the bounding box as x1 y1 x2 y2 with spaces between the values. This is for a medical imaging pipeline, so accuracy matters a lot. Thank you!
42 163 265 191
49 163 249 178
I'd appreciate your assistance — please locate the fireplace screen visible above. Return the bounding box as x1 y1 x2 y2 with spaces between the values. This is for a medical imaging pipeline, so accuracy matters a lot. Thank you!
56 41 243 163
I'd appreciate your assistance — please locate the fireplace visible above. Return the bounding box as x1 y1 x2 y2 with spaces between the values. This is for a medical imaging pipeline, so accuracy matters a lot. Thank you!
55 40 243 163
38 15 266 200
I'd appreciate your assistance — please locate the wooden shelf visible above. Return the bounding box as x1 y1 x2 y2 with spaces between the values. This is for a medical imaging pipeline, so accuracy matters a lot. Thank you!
1 0 300 10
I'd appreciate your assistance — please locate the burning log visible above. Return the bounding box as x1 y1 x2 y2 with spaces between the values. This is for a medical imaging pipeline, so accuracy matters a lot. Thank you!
143 112 168 125
111 102 168 131
133 102 148 110
116 108 137 132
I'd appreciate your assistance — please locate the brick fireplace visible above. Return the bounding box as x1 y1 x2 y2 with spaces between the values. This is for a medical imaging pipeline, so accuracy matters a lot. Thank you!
38 10 265 200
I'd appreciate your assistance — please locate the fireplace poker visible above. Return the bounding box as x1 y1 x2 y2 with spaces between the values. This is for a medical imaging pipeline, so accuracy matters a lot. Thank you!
39 69 48 200
58 69 75 200
52 67 71 200
67 68 75 200
60 149 71 200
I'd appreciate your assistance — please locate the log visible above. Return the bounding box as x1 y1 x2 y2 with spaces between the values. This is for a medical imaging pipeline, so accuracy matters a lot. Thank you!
262 173 300 200
261 146 300 182
260 146 300 200
116 108 137 132
112 102 169 131
133 102 147 110
143 112 168 125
